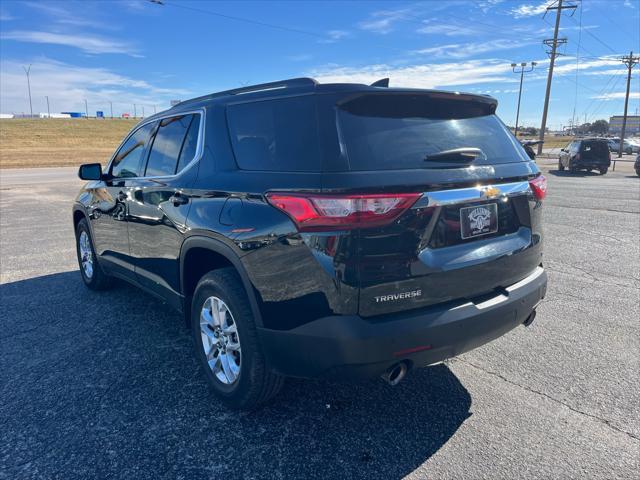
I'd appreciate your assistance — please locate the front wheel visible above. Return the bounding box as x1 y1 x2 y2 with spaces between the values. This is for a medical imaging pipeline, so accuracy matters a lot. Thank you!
191 268 284 410
599 167 608 175
75 218 112 290
558 159 565 171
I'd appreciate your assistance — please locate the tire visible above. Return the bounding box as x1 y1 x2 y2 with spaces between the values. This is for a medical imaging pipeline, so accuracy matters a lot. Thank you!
191 268 284 410
75 218 112 290
599 167 608 175
558 159 565 171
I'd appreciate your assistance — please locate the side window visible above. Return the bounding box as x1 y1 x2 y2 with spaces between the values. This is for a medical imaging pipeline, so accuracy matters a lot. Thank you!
111 123 155 178
145 114 197 177
176 114 200 173
226 96 321 172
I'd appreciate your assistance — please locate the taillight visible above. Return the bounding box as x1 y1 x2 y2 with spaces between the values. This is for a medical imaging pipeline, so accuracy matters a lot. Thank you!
529 175 547 201
265 193 421 231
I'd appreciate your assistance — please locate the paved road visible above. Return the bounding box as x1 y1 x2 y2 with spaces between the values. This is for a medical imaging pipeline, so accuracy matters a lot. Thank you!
0 166 638 479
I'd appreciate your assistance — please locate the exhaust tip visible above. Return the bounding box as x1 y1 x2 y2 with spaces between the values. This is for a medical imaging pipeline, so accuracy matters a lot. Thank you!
381 362 408 386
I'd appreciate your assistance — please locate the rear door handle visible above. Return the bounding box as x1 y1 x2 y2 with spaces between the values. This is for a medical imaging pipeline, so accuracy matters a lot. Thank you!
169 192 189 206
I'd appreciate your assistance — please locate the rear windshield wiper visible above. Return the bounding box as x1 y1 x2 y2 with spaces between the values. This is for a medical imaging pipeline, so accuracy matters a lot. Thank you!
424 147 487 162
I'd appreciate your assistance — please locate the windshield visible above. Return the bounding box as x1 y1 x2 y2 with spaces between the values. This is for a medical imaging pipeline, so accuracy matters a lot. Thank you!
336 94 529 170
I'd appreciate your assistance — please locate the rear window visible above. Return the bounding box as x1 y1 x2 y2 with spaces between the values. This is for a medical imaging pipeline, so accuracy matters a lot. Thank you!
226 96 321 172
336 94 529 170
580 140 609 155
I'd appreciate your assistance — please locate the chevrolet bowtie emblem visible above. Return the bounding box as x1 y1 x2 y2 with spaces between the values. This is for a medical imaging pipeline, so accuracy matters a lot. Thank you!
480 186 501 198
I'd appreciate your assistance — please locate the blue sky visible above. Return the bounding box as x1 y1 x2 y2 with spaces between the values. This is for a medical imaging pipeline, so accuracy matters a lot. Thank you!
1 0 638 129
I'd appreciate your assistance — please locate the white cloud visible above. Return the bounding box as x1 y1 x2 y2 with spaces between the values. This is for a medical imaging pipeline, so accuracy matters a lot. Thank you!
592 92 640 100
510 1 555 18
359 8 412 34
22 1 110 29
319 30 350 44
0 58 189 114
412 39 535 59
417 24 480 36
1 30 140 56
308 60 517 90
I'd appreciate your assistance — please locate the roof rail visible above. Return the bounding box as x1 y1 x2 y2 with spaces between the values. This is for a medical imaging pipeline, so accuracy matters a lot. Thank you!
174 77 318 108
228 77 318 96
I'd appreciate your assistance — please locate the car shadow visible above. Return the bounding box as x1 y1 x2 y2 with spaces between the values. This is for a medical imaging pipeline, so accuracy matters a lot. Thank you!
547 169 603 177
1 271 472 479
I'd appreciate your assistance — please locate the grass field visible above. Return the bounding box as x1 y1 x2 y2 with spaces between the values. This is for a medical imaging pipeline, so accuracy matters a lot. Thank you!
0 118 577 169
0 119 138 168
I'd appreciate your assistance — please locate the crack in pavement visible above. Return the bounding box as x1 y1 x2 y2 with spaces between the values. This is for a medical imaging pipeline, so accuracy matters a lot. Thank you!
450 358 640 442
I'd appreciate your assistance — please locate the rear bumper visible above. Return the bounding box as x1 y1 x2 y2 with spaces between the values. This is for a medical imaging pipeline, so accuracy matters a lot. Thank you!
258 267 547 379
575 160 611 168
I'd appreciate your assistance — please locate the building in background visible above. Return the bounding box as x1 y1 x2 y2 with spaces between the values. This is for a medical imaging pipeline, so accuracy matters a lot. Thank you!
609 115 640 136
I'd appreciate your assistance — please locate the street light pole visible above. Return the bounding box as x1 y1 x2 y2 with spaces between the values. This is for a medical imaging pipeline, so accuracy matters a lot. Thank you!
110 101 113 119
511 61 536 138
45 95 50 118
23 65 33 117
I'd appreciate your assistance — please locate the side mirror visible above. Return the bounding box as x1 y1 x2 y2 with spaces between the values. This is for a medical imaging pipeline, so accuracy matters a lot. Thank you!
78 163 103 180
560 148 566 152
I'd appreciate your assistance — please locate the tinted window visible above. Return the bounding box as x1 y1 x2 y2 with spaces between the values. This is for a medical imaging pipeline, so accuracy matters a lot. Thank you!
227 96 321 171
336 94 529 170
146 114 197 177
580 140 609 156
176 115 200 173
111 123 155 178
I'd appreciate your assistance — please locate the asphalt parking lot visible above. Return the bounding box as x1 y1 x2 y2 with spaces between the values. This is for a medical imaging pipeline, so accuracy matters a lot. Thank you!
1 162 638 479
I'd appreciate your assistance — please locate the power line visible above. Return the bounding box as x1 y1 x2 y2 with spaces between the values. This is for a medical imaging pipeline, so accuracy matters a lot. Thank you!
567 13 618 54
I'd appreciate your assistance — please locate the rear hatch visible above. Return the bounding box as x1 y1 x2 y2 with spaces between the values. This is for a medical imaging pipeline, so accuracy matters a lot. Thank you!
579 140 610 165
331 92 544 317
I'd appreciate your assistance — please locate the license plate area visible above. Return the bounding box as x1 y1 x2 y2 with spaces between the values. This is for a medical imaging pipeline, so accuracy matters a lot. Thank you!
460 203 498 239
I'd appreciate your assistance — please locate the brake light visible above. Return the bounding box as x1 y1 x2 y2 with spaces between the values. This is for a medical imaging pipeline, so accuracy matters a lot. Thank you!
529 175 547 201
265 193 421 231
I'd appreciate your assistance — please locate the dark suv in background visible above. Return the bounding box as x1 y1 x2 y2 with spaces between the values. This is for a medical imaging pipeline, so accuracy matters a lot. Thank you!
559 138 611 174
73 78 548 409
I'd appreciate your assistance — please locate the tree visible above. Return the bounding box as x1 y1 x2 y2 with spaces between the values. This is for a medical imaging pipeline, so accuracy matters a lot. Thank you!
591 119 609 135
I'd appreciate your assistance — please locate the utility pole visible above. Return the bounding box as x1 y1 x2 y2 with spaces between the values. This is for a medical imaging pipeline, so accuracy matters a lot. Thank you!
511 61 536 138
23 65 33 117
616 51 639 167
538 0 577 154
133 104 137 118
84 99 89 118
109 101 113 119
153 105 157 114
142 105 145 118
45 96 50 118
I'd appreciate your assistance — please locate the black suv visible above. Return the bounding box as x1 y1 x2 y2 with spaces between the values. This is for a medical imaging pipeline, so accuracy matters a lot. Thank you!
73 78 548 409
558 138 611 174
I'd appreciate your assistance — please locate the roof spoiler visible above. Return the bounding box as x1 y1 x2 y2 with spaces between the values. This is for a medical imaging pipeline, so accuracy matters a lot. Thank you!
370 78 389 87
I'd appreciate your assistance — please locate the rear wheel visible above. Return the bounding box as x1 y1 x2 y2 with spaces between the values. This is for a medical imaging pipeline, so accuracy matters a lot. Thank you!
191 268 284 410
558 159 565 171
75 218 112 290
599 167 608 175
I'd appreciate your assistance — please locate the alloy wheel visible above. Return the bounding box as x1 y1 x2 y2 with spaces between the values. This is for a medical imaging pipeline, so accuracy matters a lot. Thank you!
79 231 94 279
199 296 241 384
